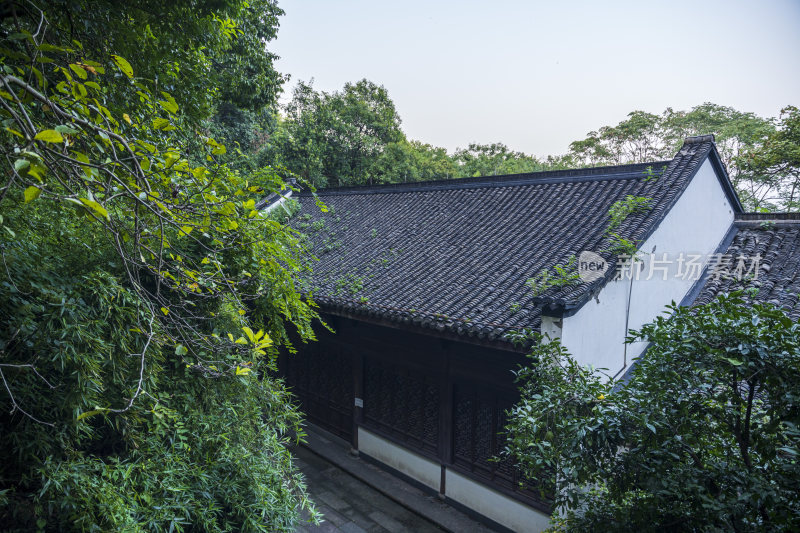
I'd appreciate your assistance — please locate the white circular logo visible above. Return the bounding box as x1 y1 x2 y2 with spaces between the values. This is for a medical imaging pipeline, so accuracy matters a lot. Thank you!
578 250 608 283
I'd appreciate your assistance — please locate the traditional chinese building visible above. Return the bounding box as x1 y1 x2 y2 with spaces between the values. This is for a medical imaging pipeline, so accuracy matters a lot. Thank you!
273 136 799 532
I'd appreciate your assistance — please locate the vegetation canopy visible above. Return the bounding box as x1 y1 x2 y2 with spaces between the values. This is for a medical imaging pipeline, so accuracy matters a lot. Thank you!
269 85 799 212
0 2 321 531
505 293 800 532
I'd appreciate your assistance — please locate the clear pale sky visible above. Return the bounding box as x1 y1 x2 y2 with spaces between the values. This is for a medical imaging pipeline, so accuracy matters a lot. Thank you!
271 0 800 157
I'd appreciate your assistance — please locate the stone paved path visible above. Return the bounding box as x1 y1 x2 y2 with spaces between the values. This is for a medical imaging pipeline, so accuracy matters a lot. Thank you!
293 445 445 533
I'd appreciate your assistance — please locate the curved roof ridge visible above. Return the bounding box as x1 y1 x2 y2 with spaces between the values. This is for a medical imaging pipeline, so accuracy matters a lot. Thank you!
736 212 800 223
297 161 671 197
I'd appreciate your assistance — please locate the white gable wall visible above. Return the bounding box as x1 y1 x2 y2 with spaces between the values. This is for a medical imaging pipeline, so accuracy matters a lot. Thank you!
558 158 734 375
259 190 293 214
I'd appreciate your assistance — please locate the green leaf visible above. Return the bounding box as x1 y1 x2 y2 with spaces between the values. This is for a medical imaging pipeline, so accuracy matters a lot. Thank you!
778 446 798 456
14 159 29 172
30 67 44 89
69 63 88 79
34 129 64 143
159 100 179 114
111 54 133 78
175 345 188 356
65 197 110 222
55 124 80 135
37 43 73 53
24 186 41 203
152 117 171 130
77 409 106 421
27 161 46 182
724 357 744 366
79 198 110 222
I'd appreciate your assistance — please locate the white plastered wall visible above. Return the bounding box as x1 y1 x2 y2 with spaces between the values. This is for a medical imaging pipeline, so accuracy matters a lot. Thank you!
540 315 563 340
559 158 735 375
357 428 441 491
358 427 552 532
446 469 552 532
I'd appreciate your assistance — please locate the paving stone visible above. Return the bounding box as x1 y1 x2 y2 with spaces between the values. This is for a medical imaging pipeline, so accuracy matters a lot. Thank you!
338 522 368 533
292 430 494 532
348 511 381 532
368 511 405 533
316 490 350 512
317 504 349 527
296 521 340 533
316 522 342 533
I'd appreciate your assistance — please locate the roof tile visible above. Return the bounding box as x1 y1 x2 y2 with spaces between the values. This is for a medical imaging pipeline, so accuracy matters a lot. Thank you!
291 141 720 344
695 218 800 320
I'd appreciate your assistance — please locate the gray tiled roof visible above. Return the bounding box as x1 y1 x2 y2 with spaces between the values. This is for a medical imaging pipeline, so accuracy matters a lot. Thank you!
291 138 730 345
694 215 800 319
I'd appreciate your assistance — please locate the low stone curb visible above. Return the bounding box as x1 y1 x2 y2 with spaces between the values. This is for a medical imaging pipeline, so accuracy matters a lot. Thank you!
297 425 497 533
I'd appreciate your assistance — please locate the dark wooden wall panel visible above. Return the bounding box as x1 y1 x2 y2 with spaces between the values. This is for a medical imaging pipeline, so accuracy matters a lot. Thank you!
362 357 440 456
282 334 354 440
281 313 550 508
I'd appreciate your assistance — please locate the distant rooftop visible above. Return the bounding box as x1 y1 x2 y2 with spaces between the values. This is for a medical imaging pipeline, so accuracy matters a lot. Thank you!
693 214 800 320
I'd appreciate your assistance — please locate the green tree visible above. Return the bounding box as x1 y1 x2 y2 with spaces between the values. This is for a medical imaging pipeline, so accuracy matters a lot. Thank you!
0 5 319 531
34 0 286 122
505 293 800 532
370 140 457 183
270 81 331 186
271 79 404 187
664 104 776 207
566 104 781 209
33 1 289 178
739 106 800 210
335 79 405 185
452 142 547 177
569 111 667 166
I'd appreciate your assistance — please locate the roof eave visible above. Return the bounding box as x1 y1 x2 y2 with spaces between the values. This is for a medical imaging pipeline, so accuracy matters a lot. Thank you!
706 144 744 213
315 302 527 353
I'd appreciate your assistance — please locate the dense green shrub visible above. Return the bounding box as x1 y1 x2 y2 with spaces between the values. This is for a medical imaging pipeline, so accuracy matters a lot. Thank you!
0 238 312 531
505 293 800 531
0 3 320 531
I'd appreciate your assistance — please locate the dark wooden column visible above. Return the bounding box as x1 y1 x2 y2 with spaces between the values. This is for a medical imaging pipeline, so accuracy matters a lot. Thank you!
438 340 453 496
352 351 364 452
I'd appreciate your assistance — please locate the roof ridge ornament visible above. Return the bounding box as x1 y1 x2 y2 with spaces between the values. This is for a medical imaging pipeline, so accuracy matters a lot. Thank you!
683 134 716 144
